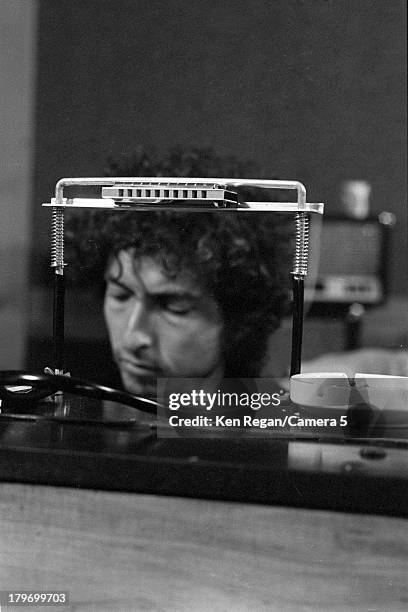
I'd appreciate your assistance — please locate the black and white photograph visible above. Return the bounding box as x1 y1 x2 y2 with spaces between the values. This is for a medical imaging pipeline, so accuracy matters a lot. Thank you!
0 1 407 610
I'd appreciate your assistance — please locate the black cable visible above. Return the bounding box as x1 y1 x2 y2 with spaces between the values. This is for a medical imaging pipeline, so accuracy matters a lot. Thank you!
0 371 160 415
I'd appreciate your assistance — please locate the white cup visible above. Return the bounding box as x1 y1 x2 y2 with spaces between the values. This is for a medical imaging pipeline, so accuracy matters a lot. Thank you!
340 180 371 219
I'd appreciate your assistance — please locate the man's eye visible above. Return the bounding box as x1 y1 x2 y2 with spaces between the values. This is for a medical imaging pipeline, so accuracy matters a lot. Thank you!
113 293 131 302
107 287 132 302
162 298 193 315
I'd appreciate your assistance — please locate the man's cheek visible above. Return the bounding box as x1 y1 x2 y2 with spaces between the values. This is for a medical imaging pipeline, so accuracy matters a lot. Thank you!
193 326 223 357
157 330 192 369
106 318 123 349
166 333 219 373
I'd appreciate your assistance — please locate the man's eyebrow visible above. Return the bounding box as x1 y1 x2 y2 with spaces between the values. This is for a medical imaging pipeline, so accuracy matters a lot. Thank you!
104 275 200 299
152 290 198 300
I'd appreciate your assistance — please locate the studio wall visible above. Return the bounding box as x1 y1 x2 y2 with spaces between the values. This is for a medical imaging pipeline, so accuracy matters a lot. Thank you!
0 0 37 368
32 0 407 291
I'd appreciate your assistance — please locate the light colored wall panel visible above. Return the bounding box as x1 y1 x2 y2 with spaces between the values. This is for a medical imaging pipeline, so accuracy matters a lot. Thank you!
0 0 37 368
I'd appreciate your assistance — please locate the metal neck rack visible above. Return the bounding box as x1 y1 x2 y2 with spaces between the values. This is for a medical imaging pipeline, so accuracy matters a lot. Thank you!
43 177 324 378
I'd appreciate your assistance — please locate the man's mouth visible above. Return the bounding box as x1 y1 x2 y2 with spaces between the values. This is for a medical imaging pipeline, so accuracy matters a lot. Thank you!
119 359 158 376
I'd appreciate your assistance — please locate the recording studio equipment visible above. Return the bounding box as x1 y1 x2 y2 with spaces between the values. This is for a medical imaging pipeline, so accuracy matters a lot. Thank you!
311 213 394 307
307 213 395 350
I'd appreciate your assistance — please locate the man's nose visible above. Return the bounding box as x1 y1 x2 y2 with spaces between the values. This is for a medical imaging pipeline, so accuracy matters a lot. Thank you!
123 301 154 349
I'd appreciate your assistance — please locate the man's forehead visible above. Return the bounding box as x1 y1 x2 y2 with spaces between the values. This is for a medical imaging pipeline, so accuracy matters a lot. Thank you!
106 250 203 295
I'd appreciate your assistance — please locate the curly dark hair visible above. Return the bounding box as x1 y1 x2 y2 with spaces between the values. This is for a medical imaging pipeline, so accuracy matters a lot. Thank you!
67 147 293 377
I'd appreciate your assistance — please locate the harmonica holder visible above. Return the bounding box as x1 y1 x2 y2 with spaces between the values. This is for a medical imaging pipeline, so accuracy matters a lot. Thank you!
43 178 324 378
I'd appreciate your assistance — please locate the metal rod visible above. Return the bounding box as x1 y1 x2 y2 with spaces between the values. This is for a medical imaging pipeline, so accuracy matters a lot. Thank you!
53 272 65 373
43 199 324 214
290 276 304 376
50 206 66 374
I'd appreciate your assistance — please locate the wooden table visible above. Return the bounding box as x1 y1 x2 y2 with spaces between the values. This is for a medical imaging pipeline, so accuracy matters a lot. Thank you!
0 483 407 611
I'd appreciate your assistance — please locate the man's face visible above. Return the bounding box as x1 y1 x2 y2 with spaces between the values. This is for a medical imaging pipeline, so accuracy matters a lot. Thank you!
104 250 225 396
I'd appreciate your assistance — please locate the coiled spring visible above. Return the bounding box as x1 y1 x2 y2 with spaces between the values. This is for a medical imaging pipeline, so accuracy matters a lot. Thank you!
292 212 310 277
51 207 65 272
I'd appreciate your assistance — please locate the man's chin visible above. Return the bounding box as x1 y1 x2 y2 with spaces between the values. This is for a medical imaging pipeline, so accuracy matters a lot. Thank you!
120 371 157 398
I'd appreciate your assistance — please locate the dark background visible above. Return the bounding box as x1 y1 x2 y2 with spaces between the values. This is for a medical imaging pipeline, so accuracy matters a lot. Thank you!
33 0 407 292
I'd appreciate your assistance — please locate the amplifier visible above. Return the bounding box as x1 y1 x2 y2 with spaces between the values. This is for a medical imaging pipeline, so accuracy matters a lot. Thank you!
311 214 394 306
